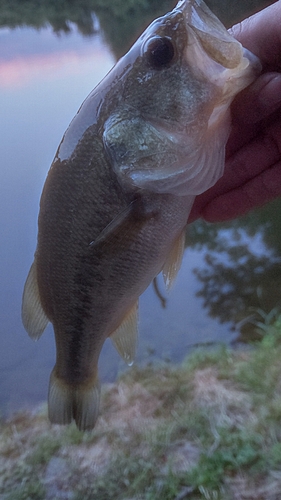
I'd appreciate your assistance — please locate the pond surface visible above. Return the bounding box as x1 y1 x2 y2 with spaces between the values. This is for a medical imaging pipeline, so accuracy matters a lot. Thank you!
0 0 279 414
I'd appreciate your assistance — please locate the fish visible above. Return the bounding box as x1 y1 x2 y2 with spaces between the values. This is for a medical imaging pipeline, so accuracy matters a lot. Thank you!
22 0 260 431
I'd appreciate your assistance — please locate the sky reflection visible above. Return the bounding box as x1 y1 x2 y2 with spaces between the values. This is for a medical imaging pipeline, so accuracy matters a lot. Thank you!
0 26 115 413
0 24 237 414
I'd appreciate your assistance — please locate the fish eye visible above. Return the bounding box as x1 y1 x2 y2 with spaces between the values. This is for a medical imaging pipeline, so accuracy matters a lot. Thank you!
144 36 175 69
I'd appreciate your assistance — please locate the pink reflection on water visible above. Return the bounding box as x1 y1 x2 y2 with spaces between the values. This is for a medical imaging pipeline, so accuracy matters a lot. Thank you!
0 27 115 89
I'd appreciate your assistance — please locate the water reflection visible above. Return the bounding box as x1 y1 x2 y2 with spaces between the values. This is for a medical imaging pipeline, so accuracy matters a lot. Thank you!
0 0 176 57
0 0 279 414
0 0 273 57
0 27 115 414
188 198 281 342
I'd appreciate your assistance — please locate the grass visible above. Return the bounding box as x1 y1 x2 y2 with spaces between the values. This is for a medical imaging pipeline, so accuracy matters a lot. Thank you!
5 480 45 500
1 312 281 499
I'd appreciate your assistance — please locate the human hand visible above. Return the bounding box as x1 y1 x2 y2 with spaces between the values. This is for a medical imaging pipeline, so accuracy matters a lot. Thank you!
189 0 281 223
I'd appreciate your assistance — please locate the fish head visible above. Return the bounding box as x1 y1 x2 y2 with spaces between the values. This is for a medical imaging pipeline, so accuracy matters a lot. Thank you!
103 0 261 195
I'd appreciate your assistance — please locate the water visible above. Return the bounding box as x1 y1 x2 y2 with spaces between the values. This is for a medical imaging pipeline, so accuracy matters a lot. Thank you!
0 0 279 414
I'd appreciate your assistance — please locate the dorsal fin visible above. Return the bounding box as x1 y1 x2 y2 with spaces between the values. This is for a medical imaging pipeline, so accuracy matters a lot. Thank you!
162 229 186 291
110 301 138 366
21 260 49 340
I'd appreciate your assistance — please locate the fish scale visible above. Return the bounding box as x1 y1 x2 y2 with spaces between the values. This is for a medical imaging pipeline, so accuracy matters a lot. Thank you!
22 0 260 430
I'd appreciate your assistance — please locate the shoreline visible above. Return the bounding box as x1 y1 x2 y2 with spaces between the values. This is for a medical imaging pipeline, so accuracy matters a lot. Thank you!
1 328 281 499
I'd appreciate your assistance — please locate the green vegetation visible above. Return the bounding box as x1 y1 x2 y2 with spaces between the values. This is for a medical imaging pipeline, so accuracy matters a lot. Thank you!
187 198 281 343
1 312 281 498
0 0 272 58
0 0 175 58
5 480 45 500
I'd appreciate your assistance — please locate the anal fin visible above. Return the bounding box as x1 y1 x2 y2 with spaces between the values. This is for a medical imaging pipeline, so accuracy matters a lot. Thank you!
110 301 138 366
162 229 186 291
21 260 49 340
48 369 101 431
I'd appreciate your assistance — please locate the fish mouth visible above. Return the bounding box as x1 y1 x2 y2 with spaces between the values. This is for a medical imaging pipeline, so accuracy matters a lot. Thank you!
175 0 261 93
177 0 261 70
176 0 243 69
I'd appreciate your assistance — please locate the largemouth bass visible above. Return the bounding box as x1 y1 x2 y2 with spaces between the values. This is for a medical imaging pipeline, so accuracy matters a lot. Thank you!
22 0 260 430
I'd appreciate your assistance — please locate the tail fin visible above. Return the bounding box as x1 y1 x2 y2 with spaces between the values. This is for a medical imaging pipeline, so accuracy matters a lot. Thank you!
48 370 101 431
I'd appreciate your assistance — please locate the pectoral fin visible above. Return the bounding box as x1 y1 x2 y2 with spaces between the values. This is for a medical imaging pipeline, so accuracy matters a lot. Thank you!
162 230 186 291
21 260 49 340
90 200 137 247
110 301 138 366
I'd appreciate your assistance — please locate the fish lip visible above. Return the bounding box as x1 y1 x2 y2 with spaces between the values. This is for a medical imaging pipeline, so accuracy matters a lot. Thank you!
175 0 220 30
175 0 261 88
242 47 262 76
175 0 249 71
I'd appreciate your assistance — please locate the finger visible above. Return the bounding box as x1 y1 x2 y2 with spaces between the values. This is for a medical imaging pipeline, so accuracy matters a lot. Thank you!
226 113 281 189
201 160 281 222
190 117 281 222
229 1 281 72
231 73 281 125
227 73 281 157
